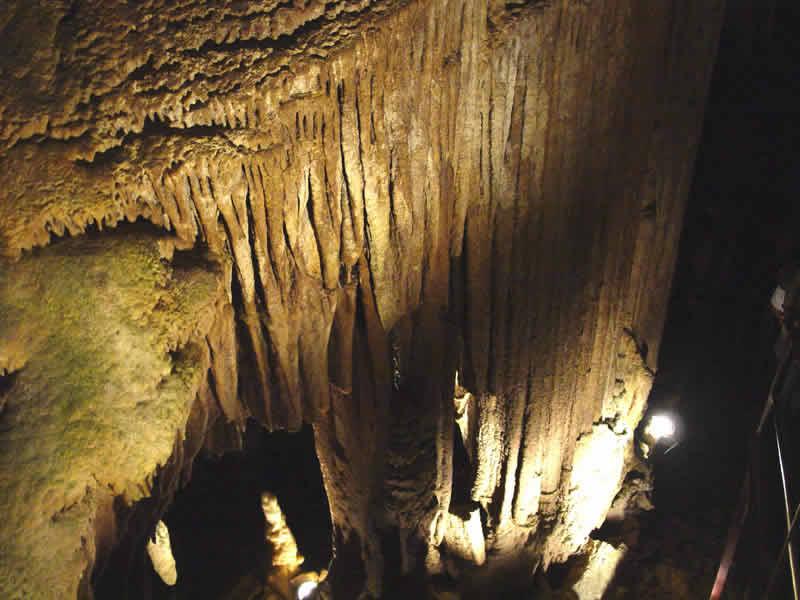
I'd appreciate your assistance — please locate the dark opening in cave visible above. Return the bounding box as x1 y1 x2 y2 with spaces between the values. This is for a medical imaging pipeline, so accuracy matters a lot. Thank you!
95 422 332 599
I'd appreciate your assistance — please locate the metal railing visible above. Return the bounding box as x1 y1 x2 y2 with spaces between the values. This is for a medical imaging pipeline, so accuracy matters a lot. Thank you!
710 331 799 600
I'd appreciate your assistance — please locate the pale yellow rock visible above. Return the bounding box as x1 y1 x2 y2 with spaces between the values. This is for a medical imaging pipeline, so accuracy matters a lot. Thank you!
439 508 486 567
0 232 232 599
547 425 630 565
570 540 627 600
146 520 178 586
261 492 305 574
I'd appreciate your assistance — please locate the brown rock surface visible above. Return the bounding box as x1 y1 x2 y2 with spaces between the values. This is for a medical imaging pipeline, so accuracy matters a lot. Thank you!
0 0 725 597
0 231 235 598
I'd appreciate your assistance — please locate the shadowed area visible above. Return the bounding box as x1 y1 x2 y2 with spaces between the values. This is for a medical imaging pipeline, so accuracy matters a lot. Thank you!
96 423 331 599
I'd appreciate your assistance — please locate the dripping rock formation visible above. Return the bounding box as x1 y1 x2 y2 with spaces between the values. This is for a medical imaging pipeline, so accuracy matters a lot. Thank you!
0 0 724 597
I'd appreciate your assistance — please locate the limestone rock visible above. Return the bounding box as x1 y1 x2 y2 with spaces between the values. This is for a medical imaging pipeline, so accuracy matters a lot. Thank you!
146 520 178 586
569 539 627 600
261 491 305 574
0 0 726 596
0 231 234 598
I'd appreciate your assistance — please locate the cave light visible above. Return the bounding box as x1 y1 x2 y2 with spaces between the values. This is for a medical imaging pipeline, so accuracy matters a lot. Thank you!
296 580 318 600
644 413 676 442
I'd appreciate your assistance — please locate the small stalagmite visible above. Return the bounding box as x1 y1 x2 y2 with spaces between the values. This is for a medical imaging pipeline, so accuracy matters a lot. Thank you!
146 520 178 587
262 491 306 599
262 492 305 574
262 491 307 600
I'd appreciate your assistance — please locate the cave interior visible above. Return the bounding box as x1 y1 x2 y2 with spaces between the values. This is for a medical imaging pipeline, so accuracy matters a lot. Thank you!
0 0 799 599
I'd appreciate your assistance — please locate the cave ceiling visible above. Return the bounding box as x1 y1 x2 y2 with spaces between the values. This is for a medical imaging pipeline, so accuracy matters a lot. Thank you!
0 0 725 597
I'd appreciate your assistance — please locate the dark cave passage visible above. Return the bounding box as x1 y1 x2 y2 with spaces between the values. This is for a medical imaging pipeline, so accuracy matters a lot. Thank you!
95 422 332 600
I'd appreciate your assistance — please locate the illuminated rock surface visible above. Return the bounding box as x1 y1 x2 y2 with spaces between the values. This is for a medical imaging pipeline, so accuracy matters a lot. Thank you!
568 539 627 600
147 521 178 586
0 231 233 598
261 492 305 574
0 0 725 597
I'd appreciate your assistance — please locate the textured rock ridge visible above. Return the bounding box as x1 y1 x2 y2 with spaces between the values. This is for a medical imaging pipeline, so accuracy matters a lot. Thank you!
0 230 238 598
0 0 724 597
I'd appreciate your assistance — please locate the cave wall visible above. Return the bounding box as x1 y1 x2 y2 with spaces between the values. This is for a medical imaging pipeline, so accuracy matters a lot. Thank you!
0 0 724 597
0 231 238 598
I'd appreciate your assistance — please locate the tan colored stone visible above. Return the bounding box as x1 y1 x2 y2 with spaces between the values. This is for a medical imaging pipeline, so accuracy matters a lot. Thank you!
0 232 233 598
261 491 305 574
0 0 726 596
570 539 627 600
146 520 178 586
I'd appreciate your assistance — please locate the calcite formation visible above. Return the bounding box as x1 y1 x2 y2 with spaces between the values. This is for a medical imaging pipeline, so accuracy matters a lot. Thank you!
146 520 178 587
261 492 305 574
0 0 724 597
567 539 628 600
0 232 235 598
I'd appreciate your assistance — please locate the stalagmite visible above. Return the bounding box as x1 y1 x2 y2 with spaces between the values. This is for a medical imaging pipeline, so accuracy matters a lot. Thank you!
262 492 306 600
146 520 178 586
262 492 305 575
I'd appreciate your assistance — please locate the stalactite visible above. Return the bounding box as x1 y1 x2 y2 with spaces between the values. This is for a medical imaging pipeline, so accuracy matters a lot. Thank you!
0 0 725 597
